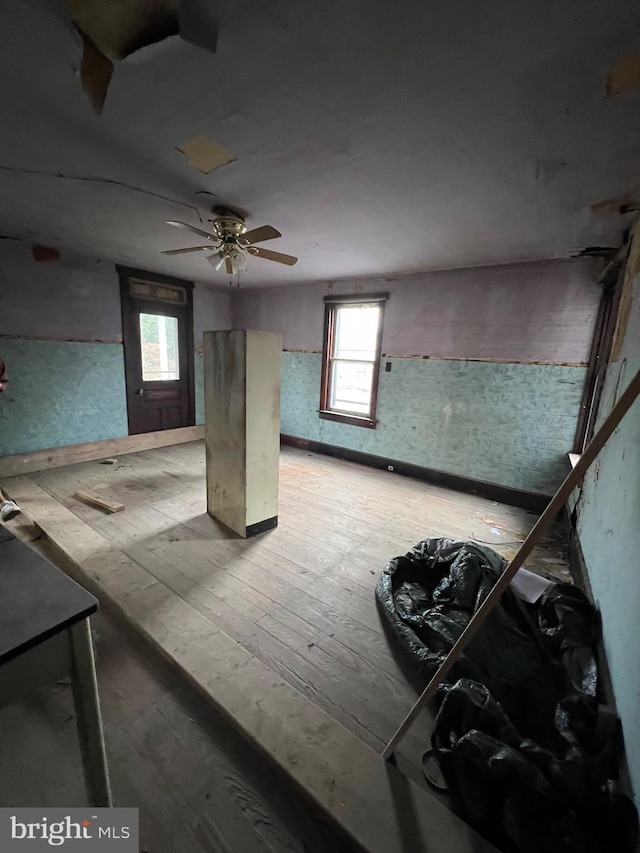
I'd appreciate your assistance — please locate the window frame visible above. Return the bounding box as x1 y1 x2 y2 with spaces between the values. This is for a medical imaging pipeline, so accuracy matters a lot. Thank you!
318 293 387 429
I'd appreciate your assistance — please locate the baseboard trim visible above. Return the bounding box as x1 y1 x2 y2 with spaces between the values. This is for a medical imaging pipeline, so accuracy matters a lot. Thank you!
0 425 205 477
246 516 278 537
280 434 549 513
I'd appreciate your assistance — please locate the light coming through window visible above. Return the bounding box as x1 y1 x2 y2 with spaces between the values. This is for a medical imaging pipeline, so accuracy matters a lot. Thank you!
320 296 386 428
139 313 180 381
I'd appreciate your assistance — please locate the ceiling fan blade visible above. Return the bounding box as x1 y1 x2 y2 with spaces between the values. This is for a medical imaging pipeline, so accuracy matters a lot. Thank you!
225 257 233 275
161 246 212 255
247 246 298 266
241 225 281 244
166 220 216 241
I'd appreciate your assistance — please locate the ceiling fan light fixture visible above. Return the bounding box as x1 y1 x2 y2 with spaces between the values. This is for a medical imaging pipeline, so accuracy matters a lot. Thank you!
230 249 247 273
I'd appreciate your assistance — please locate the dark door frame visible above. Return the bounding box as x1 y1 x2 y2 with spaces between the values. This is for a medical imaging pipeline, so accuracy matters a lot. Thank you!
573 255 627 453
117 266 195 434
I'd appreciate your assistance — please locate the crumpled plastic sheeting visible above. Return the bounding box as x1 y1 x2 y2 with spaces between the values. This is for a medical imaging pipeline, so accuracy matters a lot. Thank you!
375 538 568 745
537 583 599 698
375 538 637 851
433 679 637 853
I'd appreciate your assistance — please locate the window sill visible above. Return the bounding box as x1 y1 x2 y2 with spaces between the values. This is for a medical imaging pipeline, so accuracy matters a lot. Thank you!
318 410 377 429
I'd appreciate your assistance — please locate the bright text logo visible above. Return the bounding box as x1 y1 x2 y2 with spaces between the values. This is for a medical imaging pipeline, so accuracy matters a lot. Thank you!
1 809 138 850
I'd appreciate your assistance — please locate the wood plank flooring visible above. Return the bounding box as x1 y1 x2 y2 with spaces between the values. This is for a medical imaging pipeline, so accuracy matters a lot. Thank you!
25 442 571 760
0 604 355 853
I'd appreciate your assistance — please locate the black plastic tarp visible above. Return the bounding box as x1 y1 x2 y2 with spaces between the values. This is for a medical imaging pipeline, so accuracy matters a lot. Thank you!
375 538 637 852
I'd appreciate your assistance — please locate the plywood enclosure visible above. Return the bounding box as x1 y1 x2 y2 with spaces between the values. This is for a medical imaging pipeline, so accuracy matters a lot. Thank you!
204 330 281 537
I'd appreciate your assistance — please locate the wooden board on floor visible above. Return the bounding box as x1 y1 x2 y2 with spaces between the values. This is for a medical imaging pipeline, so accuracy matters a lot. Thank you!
74 490 125 514
0 426 204 478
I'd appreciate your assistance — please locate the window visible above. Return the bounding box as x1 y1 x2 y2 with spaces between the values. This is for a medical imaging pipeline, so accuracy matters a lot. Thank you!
139 313 180 381
319 294 387 428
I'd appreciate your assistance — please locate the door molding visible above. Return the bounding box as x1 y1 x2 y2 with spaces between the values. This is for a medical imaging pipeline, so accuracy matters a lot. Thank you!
117 266 195 434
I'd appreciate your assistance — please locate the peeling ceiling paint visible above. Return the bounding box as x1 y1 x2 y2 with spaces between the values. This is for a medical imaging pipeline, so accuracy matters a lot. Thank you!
1 0 640 288
67 0 217 113
77 26 114 114
65 0 179 59
177 135 235 174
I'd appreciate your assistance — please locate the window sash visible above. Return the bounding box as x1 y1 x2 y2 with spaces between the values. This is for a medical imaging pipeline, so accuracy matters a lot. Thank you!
328 357 375 417
319 297 386 428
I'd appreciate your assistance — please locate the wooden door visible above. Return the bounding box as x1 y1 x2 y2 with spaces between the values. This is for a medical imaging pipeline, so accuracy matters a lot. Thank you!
119 268 195 435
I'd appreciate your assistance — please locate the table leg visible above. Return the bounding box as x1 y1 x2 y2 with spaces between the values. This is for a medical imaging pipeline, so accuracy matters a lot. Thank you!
69 618 113 807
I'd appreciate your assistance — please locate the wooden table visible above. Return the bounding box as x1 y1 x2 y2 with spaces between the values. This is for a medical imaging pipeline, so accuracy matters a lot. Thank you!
0 526 112 806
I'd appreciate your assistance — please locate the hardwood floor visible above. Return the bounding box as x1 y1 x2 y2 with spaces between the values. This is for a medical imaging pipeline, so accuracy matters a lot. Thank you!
24 442 571 763
0 605 356 852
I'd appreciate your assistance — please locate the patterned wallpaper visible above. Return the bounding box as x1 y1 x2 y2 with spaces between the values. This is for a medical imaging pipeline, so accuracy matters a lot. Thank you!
281 351 585 495
0 339 128 455
0 340 206 457
575 271 640 808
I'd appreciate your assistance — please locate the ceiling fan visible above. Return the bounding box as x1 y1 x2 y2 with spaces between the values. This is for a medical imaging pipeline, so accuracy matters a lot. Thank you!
161 208 298 275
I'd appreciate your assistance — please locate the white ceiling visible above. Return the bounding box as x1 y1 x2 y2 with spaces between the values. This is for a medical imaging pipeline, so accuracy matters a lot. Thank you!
1 0 640 289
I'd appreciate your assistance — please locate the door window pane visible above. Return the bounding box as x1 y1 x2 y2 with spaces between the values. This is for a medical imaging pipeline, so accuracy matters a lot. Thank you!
329 360 374 415
139 313 180 381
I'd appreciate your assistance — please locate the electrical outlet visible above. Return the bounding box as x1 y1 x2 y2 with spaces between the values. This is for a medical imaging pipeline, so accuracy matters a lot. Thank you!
387 465 394 472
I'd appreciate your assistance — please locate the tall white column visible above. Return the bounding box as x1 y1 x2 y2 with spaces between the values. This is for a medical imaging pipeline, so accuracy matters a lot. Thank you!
204 330 281 537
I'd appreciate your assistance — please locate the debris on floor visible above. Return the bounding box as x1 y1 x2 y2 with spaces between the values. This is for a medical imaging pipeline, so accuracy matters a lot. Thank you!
0 491 21 522
74 489 125 514
375 538 638 853
0 500 21 523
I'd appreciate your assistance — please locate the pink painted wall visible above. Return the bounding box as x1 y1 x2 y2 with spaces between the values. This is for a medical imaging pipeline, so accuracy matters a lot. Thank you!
232 258 601 363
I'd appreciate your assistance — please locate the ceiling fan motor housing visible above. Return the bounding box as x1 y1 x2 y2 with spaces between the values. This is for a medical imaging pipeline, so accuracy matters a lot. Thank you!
213 214 246 241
